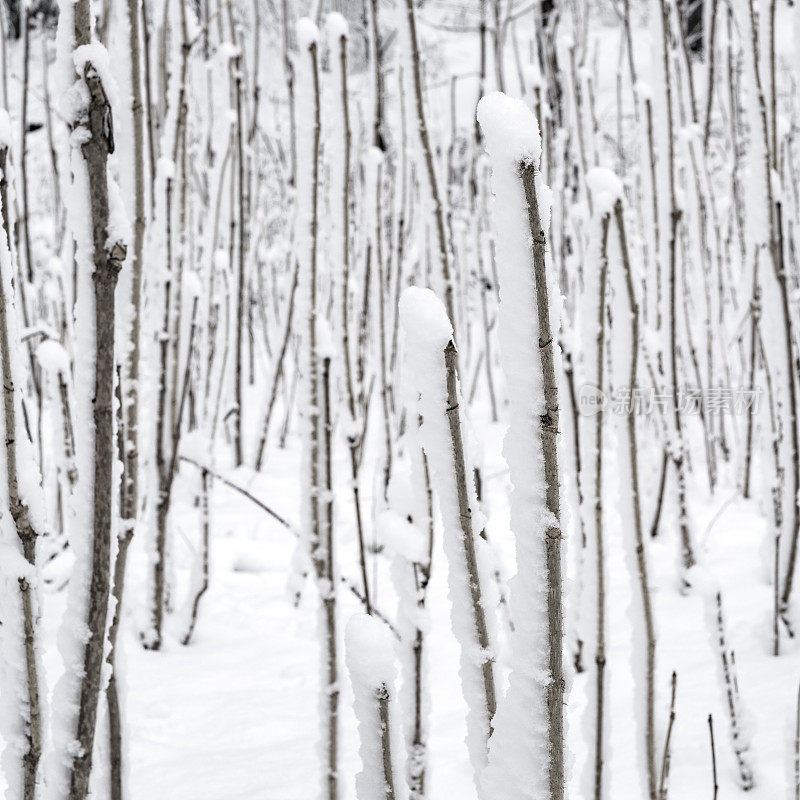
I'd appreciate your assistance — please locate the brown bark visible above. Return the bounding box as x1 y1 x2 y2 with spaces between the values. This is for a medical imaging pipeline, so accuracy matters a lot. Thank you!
659 0 696 581
301 37 339 800
520 161 564 800
591 212 610 800
658 671 677 799
404 0 457 337
148 0 192 649
443 340 496 739
107 0 147 788
232 14 247 466
743 0 800 620
19 5 33 283
181 467 211 645
253 255 299 470
378 684 397 800
335 29 371 615
0 157 43 800
65 3 128 792
367 0 387 150
150 297 198 650
615 199 658 800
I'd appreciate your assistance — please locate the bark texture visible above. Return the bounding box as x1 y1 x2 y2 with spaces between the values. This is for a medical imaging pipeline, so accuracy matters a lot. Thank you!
66 1 127 792
521 161 565 800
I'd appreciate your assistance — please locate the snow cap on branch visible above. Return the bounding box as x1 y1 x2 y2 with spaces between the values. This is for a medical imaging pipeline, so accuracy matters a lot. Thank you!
522 62 543 91
316 316 336 361
346 613 397 689
346 614 407 800
217 42 240 61
399 286 452 353
296 17 320 51
182 271 203 299
379 510 428 565
585 167 623 214
72 43 121 114
366 146 384 171
326 11 349 43
476 91 541 169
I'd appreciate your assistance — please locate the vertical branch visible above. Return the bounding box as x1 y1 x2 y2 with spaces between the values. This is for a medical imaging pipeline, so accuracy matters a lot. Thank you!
521 160 565 800
281 0 296 188
19 3 33 282
712 591 755 789
795 680 800 800
708 714 718 800
148 0 191 651
106 0 148 780
444 339 497 732
615 199 658 800
399 287 496 783
334 21 371 613
367 0 386 150
659 0 696 582
56 0 128 791
319 353 338 800
233 12 247 466
297 22 338 800
658 671 677 800
745 0 800 617
0 141 44 800
181 467 211 645
591 211 610 800
403 0 456 336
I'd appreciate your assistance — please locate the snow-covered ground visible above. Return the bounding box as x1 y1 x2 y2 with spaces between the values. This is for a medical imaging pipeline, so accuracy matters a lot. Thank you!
30 415 787 799
5 0 800 797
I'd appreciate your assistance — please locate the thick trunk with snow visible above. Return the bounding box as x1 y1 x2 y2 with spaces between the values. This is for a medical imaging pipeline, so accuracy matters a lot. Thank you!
477 91 564 800
49 0 127 796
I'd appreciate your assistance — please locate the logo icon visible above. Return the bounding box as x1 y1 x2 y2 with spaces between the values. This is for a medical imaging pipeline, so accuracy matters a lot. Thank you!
577 384 608 416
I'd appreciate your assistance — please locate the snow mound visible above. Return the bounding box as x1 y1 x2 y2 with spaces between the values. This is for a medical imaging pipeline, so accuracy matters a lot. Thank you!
585 167 623 213
378 510 428 564
326 11 348 41
345 613 396 689
477 91 541 168
399 286 452 352
296 17 319 50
